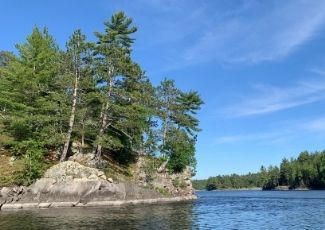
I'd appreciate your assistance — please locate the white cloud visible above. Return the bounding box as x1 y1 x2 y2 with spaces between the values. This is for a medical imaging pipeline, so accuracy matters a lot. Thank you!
223 77 325 117
107 0 325 70
216 131 287 144
216 116 325 144
184 0 325 64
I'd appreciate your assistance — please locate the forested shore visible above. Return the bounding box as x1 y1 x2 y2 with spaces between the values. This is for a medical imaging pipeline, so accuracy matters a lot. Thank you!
0 12 202 186
193 150 325 191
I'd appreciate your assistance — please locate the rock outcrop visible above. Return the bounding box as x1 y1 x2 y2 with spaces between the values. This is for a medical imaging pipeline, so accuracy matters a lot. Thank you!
21 161 125 203
0 158 196 210
1 161 185 209
151 167 194 196
0 186 27 205
43 161 107 181
135 157 195 197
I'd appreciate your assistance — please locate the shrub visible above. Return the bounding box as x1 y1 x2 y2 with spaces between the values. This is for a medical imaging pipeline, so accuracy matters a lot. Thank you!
19 140 45 184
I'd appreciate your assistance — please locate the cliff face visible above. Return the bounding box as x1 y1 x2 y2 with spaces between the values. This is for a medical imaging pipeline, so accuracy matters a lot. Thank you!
0 159 195 210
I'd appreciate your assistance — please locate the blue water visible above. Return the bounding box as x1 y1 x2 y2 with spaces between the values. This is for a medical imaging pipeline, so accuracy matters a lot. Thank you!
1 190 325 229
194 190 325 229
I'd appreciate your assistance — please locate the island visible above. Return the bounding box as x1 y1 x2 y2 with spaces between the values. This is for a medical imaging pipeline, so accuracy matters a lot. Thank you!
193 150 325 191
0 12 203 210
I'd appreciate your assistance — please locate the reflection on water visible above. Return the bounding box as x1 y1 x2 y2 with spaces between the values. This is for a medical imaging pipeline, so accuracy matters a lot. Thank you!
1 191 325 229
0 202 194 230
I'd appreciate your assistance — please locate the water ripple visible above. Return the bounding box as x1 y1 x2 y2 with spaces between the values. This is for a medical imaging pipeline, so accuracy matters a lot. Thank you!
1 191 325 229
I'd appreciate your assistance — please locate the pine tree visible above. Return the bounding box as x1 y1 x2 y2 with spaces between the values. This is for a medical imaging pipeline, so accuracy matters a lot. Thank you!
156 79 180 146
175 91 203 136
93 11 138 161
157 78 203 172
60 30 91 161
0 27 62 147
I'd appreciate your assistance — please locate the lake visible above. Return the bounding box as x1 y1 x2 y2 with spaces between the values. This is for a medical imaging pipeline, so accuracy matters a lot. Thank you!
1 190 325 229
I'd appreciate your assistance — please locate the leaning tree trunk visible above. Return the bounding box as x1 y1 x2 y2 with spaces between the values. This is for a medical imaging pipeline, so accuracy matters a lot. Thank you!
162 98 170 146
95 101 109 160
157 159 169 173
95 74 113 161
81 122 85 148
60 69 79 161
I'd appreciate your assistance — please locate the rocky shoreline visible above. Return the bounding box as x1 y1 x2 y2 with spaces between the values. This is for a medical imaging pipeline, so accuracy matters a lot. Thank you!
0 195 197 211
0 160 196 211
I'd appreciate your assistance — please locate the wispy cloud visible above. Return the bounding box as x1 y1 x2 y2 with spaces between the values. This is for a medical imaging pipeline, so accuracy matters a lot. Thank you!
184 0 325 65
216 131 290 144
107 0 325 70
223 77 325 117
216 116 325 144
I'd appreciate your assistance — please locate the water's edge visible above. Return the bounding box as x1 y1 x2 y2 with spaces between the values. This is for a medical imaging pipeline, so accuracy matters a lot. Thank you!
0 195 197 211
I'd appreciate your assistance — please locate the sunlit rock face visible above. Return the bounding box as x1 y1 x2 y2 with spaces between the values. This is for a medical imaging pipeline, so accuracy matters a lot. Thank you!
0 159 196 210
1 161 163 206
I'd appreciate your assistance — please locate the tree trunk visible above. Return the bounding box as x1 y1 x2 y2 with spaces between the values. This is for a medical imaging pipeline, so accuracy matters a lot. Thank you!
162 118 168 145
60 70 79 161
81 122 85 148
162 98 170 146
95 74 113 161
95 101 109 160
157 159 169 173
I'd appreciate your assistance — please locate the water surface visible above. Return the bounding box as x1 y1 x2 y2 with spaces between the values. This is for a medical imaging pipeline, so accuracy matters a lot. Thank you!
1 190 325 229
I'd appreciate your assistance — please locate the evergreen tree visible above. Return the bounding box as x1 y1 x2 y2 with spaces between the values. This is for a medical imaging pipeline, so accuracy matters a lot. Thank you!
93 11 139 162
157 79 203 172
0 27 62 147
157 79 180 146
60 30 91 161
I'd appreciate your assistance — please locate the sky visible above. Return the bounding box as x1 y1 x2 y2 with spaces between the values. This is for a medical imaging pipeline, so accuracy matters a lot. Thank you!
2 0 325 179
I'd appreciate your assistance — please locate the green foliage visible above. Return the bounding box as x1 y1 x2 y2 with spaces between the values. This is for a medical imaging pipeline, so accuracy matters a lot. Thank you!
156 79 203 173
141 157 158 183
191 179 207 190
259 150 325 189
204 173 262 191
20 140 45 184
196 150 325 191
0 26 63 150
163 129 197 173
0 12 202 184
260 166 279 190
0 154 25 187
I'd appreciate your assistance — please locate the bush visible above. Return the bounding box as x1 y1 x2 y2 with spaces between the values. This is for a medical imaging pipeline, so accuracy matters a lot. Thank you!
18 140 45 184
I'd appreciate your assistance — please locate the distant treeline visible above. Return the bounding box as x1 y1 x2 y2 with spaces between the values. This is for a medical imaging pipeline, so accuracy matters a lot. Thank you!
193 150 325 190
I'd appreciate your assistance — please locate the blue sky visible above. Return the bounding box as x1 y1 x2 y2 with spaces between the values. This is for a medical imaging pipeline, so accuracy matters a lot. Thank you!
2 0 325 179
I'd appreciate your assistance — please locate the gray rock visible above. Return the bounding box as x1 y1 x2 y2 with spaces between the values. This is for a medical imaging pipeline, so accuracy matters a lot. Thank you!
1 203 23 210
68 149 105 168
1 158 195 209
19 161 127 203
38 203 52 208
44 161 107 181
